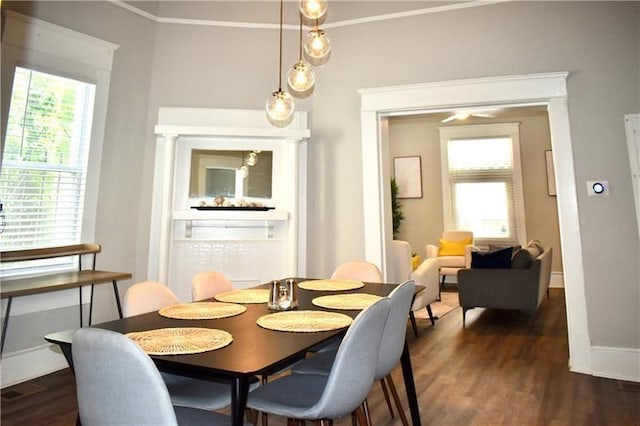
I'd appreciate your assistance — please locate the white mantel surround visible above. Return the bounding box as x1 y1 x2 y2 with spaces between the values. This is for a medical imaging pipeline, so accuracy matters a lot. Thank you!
149 108 309 301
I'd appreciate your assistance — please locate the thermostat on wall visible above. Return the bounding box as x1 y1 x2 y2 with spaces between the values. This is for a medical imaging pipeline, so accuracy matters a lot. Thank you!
587 180 609 196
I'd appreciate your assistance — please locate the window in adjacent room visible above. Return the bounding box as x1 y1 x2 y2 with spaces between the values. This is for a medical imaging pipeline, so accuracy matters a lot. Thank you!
0 67 96 270
439 123 526 247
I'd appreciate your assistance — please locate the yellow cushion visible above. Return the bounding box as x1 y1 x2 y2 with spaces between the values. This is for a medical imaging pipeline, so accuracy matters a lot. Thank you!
411 254 422 270
438 237 472 256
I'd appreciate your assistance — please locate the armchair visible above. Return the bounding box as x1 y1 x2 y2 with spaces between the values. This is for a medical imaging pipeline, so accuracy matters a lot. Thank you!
391 240 440 336
426 230 474 293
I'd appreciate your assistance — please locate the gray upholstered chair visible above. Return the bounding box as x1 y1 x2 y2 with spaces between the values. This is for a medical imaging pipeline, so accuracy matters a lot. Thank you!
246 297 391 424
72 328 232 426
192 270 235 301
291 281 416 426
123 281 235 412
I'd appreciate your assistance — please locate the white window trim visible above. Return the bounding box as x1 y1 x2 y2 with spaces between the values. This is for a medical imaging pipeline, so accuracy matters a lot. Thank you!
2 11 118 255
439 123 527 247
1 11 118 308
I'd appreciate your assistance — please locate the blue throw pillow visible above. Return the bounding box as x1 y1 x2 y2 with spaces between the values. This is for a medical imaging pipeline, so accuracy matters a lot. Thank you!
471 247 513 269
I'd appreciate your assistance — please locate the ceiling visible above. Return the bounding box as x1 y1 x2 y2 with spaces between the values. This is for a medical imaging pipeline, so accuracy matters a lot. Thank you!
122 1 477 26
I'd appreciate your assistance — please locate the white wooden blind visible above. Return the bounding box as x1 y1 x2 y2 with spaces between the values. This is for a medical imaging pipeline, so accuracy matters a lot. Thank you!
0 67 95 255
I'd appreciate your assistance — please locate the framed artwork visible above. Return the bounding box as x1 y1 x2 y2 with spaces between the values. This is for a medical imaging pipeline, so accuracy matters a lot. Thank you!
545 150 556 196
394 156 423 198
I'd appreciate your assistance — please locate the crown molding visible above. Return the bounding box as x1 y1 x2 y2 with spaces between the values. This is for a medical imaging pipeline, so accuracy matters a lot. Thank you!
109 0 512 30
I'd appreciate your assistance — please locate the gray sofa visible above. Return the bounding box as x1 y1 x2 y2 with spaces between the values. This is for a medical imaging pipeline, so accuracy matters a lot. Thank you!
458 245 553 326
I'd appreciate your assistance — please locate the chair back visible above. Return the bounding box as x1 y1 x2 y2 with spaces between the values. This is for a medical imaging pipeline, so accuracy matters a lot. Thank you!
312 297 390 419
331 261 382 283
73 328 179 426
442 230 474 244
390 240 413 283
192 271 235 301
375 280 415 379
124 281 179 317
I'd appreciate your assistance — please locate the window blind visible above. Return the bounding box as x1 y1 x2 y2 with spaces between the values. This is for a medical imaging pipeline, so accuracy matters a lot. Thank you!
0 67 95 260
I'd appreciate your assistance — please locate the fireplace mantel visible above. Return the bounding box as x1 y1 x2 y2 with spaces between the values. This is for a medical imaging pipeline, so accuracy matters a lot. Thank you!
148 108 309 299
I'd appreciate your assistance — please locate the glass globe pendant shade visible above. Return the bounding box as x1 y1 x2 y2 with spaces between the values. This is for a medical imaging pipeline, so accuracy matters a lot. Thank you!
266 90 295 127
239 165 249 178
247 152 258 166
304 29 331 61
299 0 327 20
287 61 316 94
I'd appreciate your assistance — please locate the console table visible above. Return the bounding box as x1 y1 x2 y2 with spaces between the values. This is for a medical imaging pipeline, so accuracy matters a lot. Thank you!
1 244 131 354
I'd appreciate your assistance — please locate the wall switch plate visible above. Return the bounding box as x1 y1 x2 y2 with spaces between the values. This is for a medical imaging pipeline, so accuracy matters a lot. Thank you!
587 180 609 196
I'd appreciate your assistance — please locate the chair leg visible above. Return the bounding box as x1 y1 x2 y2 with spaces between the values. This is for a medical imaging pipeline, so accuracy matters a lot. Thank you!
385 375 409 426
426 304 437 325
246 408 259 425
378 378 394 418
354 406 368 426
408 311 419 337
363 399 373 426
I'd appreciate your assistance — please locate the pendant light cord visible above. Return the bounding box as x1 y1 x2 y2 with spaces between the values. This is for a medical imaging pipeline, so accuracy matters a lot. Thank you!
298 13 303 61
278 0 283 91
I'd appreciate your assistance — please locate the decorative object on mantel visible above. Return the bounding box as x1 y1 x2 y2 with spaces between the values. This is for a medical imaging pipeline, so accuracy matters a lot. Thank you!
266 0 295 127
194 196 275 211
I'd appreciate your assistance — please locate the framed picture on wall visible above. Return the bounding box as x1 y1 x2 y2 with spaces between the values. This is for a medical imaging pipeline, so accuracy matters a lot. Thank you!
545 150 556 196
394 156 423 198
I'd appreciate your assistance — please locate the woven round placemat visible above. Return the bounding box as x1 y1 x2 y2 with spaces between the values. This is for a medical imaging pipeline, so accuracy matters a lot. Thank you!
214 289 270 304
158 302 246 320
312 293 383 310
297 279 364 292
126 327 233 355
256 310 353 333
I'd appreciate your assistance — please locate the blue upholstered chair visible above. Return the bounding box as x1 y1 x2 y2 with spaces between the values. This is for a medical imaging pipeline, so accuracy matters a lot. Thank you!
291 280 416 425
123 281 236 412
246 297 391 424
72 328 232 426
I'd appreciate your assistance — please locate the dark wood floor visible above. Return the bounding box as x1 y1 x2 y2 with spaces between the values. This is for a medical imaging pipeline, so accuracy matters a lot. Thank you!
2 289 639 425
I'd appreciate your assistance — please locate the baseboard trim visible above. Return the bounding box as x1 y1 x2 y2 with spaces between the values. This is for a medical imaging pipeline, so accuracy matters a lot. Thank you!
549 271 564 288
590 345 640 382
1 344 68 388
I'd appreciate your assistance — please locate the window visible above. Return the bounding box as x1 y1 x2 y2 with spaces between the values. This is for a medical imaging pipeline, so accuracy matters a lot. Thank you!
0 67 96 269
440 123 526 246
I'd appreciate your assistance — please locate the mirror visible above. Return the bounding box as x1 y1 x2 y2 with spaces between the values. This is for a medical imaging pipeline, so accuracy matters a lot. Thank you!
189 150 273 199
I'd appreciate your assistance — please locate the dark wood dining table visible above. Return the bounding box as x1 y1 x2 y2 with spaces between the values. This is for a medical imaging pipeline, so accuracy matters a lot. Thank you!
45 279 422 426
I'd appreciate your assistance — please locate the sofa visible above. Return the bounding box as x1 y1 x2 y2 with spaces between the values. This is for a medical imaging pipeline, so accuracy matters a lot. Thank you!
457 241 553 326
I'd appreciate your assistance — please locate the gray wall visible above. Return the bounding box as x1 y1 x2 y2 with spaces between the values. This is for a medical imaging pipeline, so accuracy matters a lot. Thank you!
2 1 638 358
388 110 564 274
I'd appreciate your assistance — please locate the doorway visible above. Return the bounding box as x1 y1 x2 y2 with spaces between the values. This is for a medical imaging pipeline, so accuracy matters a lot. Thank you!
359 72 592 374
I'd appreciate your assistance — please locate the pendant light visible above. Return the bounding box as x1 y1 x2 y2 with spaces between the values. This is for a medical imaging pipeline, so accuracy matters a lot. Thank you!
287 13 316 96
299 0 327 20
239 152 249 178
304 18 331 65
266 0 295 127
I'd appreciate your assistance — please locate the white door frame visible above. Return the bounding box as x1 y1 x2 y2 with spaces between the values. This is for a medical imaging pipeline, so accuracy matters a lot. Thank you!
359 72 592 374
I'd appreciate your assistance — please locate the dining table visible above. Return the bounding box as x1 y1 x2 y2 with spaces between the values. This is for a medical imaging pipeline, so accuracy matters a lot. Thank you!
45 278 422 426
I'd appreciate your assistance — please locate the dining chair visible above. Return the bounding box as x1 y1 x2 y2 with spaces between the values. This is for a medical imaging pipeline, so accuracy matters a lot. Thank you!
123 281 180 317
72 328 232 426
309 260 384 355
192 270 235 301
291 280 416 426
331 260 383 283
246 297 391 425
122 281 236 412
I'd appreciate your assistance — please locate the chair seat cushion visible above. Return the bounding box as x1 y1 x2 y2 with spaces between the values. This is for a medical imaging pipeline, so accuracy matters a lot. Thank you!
435 256 466 268
247 374 328 419
292 350 336 376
